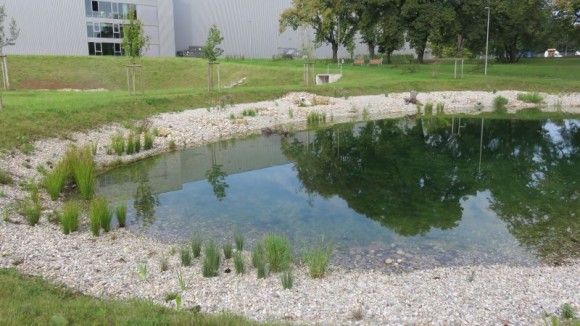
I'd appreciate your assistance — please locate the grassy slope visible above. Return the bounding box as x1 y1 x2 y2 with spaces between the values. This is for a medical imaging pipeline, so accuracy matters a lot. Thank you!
1 55 580 149
0 268 273 326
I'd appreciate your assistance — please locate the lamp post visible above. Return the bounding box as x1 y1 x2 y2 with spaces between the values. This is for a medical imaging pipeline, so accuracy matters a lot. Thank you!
484 6 490 76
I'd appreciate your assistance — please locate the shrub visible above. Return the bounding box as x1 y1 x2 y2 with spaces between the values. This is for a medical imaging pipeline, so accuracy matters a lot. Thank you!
202 240 220 277
190 235 203 258
111 133 125 156
143 132 153 150
180 245 192 267
264 234 293 273
115 202 127 228
90 197 111 235
0 169 13 185
61 201 79 234
42 162 69 201
303 242 332 278
517 92 544 104
234 252 245 275
281 270 293 289
222 242 233 259
493 96 508 112
234 230 244 251
70 146 95 200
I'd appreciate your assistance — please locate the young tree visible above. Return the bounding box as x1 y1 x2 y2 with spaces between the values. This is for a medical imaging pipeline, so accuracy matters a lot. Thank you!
121 11 149 64
0 4 19 94
201 24 224 62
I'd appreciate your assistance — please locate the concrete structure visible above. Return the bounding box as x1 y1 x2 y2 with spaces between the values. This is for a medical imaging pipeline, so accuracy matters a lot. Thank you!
3 0 175 57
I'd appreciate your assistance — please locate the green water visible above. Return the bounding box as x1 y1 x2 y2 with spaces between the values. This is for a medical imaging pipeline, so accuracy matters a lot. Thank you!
97 117 580 269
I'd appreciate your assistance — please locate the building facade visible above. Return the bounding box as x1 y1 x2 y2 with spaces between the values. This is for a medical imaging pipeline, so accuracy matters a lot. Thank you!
3 0 175 57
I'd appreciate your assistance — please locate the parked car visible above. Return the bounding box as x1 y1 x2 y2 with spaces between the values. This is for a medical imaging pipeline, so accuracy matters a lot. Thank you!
575 51 580 56
544 49 563 58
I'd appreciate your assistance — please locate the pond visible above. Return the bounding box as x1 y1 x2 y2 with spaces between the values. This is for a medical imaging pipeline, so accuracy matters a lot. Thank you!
97 117 580 270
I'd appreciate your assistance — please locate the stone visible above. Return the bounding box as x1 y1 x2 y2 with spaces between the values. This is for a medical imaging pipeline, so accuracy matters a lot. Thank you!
385 259 393 265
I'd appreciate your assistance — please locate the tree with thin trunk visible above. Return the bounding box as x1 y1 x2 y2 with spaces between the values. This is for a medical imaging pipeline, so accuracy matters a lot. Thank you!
122 10 149 95
0 4 19 109
202 25 223 91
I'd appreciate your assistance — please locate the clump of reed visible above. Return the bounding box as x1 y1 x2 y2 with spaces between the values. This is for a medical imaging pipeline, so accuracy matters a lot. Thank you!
494 96 508 112
115 202 127 228
303 241 332 278
264 234 293 273
280 269 293 289
222 242 233 259
242 108 257 117
517 92 544 104
143 132 154 150
42 161 70 201
424 102 433 115
126 134 135 155
234 252 245 275
180 245 192 267
306 112 326 125
0 169 13 185
89 197 111 236
436 102 445 114
202 239 220 277
111 133 125 156
234 230 244 251
60 201 80 234
22 186 42 226
252 243 267 279
190 235 203 258
68 146 96 200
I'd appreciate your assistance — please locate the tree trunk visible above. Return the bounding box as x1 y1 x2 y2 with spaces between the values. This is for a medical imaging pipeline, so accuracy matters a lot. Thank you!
332 42 338 62
387 51 392 64
456 34 464 58
368 42 375 59
416 48 425 64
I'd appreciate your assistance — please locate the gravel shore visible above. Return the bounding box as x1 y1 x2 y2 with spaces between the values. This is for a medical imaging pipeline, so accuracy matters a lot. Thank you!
1 90 579 325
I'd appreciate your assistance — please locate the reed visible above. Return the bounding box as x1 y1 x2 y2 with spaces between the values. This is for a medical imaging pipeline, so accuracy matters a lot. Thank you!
234 252 245 275
143 132 153 150
264 234 293 273
202 240 220 277
280 269 293 289
126 134 135 155
60 201 79 234
42 162 69 201
70 146 95 200
115 202 127 228
180 245 192 267
303 242 332 278
190 235 203 258
111 133 125 156
90 197 111 233
222 242 233 259
234 230 244 251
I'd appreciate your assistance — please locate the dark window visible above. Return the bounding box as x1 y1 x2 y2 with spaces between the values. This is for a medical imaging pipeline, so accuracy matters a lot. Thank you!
101 23 113 38
91 1 98 12
88 42 95 55
95 43 102 52
102 43 115 56
114 43 122 55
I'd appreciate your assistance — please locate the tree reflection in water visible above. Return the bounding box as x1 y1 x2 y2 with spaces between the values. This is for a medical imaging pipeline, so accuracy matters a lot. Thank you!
133 181 160 226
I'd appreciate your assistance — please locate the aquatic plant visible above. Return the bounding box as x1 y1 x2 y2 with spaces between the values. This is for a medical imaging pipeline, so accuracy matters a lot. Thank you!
222 242 233 259
264 234 293 273
168 140 176 151
517 92 543 104
306 112 326 125
493 96 508 112
159 256 169 272
190 235 203 258
60 201 79 235
180 245 192 267
70 146 95 200
115 202 127 228
143 132 153 150
234 230 244 251
436 102 445 114
91 197 111 233
126 133 135 154
202 239 220 277
134 134 142 153
111 133 125 156
303 242 332 279
234 252 245 275
42 162 69 201
280 269 293 289
424 102 433 115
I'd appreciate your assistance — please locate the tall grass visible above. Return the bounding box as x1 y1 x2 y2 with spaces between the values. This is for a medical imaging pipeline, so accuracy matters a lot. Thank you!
42 161 70 201
134 134 142 153
111 133 125 156
303 242 332 278
280 270 293 289
306 112 326 125
223 242 233 259
0 169 13 185
190 235 203 258
90 197 111 236
493 96 508 112
143 132 153 150
180 245 192 267
264 234 293 273
126 134 135 155
69 146 96 200
202 240 221 277
22 184 42 226
252 243 267 279
115 202 127 228
234 252 245 275
424 102 433 115
60 201 80 234
234 230 244 251
517 92 544 104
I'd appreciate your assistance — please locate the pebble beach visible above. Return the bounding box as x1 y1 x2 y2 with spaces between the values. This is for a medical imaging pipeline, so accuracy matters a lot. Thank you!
1 90 579 325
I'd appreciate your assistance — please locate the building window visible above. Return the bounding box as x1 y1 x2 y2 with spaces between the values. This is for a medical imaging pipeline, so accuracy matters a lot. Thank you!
91 1 98 12
86 2 137 20
88 42 123 56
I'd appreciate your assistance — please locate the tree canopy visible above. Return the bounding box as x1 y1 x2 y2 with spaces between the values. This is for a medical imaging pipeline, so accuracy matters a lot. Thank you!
202 24 224 62
0 5 19 55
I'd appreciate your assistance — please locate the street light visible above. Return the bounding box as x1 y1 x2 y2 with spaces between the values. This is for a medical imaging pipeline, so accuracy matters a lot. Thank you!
484 6 490 76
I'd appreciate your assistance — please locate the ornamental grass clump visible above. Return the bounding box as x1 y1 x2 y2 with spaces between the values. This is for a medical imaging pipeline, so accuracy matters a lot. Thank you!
303 242 332 278
0 169 13 185
60 201 79 235
494 96 508 112
143 132 154 150
234 230 244 251
424 102 433 115
111 133 125 156
70 146 96 200
180 245 192 267
234 252 245 275
202 240 221 277
90 197 111 236
280 269 293 289
264 234 293 273
22 189 42 226
42 161 70 201
126 134 135 155
190 235 202 258
517 92 544 104
115 202 127 228
222 242 233 259
134 134 142 153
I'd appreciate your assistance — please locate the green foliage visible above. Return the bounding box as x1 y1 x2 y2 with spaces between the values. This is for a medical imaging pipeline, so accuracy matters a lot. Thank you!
241 108 257 117
143 132 153 150
561 303 577 320
202 239 220 277
517 92 544 104
134 134 141 153
264 234 293 273
126 133 135 154
303 242 332 279
22 195 41 226
70 146 95 200
0 169 13 185
115 202 127 228
159 256 169 272
222 242 233 259
168 140 176 151
234 230 244 251
233 252 245 275
180 245 192 267
307 112 326 125
288 109 294 118
494 96 509 112
436 102 445 114
111 133 125 156
138 262 147 281
60 201 79 235
90 197 111 233
202 24 224 62
176 269 186 290
121 11 150 64
280 270 293 289
190 235 203 258
424 102 433 115
164 292 178 302
42 160 69 200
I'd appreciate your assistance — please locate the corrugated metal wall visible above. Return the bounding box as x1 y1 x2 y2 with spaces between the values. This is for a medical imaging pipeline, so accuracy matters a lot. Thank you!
3 0 88 55
157 0 176 56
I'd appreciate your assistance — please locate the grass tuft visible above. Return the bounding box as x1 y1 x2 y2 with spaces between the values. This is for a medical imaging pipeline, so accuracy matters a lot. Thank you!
517 92 544 104
190 235 203 258
202 240 221 277
69 146 95 200
115 202 127 228
0 169 14 185
234 252 245 275
111 133 125 156
252 244 267 279
159 256 169 272
424 102 433 115
493 95 508 112
234 230 244 251
223 242 233 259
126 133 135 155
280 269 293 289
306 112 326 125
143 132 153 150
180 245 192 267
303 241 332 279
60 201 80 234
436 102 445 114
90 197 111 236
264 234 293 273
42 161 69 201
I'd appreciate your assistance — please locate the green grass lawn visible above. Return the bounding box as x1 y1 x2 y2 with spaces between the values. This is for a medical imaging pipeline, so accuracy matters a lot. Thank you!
1 55 580 149
0 268 274 326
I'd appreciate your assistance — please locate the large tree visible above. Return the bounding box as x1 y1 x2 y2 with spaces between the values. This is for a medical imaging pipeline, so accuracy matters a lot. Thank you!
400 0 444 63
357 0 405 63
280 0 358 61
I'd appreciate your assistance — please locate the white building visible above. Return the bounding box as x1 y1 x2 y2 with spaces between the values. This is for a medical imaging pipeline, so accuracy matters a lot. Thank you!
3 0 417 59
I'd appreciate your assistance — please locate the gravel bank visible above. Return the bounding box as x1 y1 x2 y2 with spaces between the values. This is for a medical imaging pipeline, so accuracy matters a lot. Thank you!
1 90 579 325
